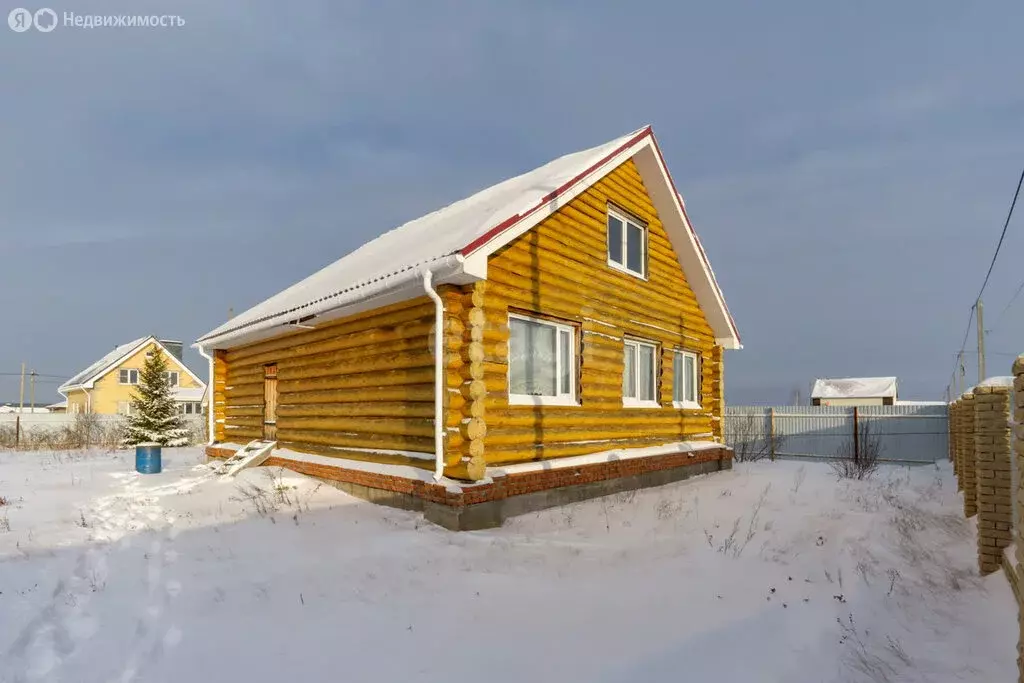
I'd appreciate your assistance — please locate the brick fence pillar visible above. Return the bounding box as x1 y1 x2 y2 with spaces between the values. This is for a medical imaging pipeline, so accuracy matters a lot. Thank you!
962 392 977 517
973 385 1012 574
1010 357 1024 683
948 399 956 463
952 399 962 486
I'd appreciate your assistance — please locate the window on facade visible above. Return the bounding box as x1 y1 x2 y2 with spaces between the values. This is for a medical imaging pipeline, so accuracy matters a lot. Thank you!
164 371 179 387
623 339 658 406
119 369 139 385
117 401 134 416
181 402 202 415
607 208 647 278
508 314 576 405
673 350 701 408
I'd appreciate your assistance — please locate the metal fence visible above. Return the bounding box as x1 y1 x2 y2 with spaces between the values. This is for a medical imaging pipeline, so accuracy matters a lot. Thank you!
725 404 949 464
0 412 205 449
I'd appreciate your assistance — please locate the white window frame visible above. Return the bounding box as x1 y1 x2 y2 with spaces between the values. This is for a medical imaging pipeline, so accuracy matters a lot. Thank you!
119 369 139 385
622 338 660 408
164 371 179 387
117 401 134 416
507 313 578 407
606 207 648 280
673 350 702 410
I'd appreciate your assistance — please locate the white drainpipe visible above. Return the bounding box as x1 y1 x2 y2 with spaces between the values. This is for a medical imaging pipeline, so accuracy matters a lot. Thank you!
422 270 445 481
196 345 216 446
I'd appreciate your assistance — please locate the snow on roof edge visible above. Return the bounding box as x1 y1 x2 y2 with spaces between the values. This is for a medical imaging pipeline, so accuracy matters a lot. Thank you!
197 125 741 351
61 336 207 394
59 336 152 393
811 377 898 399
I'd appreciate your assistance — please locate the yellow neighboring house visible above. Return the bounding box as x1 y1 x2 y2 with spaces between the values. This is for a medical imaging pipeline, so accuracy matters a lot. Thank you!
58 336 207 416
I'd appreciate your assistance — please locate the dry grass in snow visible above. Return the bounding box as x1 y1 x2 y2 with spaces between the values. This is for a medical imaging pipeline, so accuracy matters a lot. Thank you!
0 448 1015 683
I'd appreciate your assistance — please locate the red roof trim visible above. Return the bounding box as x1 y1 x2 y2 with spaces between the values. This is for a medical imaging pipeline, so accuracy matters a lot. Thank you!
458 124 740 347
459 126 653 256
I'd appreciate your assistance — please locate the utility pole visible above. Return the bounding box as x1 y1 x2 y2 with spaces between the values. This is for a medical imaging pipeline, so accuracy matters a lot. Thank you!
18 362 25 413
29 370 36 413
976 298 986 384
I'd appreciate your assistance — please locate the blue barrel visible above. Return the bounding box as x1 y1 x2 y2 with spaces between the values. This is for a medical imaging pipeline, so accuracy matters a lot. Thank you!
135 443 162 474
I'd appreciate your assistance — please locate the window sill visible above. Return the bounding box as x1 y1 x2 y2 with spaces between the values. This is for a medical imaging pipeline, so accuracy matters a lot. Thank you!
623 399 661 409
673 401 703 411
509 394 580 407
607 259 648 281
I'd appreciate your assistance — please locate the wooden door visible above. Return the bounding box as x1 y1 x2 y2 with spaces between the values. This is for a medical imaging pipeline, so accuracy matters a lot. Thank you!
263 364 278 441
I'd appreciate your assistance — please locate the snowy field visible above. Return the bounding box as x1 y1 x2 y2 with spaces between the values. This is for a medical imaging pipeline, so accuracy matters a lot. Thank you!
0 448 1016 683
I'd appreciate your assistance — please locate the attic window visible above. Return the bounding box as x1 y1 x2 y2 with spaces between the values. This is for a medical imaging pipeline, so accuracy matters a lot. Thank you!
607 207 647 279
119 369 139 385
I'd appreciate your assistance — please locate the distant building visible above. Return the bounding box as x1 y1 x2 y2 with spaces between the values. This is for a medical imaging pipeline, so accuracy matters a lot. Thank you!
810 377 898 407
58 336 207 416
0 404 51 414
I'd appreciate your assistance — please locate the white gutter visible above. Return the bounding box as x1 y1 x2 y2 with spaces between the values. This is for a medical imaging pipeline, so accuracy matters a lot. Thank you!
198 254 466 351
421 270 445 481
195 345 216 446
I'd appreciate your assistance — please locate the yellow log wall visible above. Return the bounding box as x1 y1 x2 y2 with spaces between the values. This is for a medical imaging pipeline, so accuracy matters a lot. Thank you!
214 158 728 479
481 159 724 465
215 296 447 471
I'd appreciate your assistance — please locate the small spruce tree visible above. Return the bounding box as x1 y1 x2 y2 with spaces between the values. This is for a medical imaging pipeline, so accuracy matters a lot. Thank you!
123 349 188 447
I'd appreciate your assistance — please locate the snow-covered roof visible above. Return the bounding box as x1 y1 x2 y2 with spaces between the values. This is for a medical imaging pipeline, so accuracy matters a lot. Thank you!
975 376 1014 389
60 336 207 395
59 337 151 393
197 126 741 351
171 387 206 402
0 405 50 413
46 400 68 409
811 377 898 399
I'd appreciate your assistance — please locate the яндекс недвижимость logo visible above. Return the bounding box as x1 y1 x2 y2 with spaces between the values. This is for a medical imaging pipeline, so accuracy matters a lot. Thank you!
8 8 183 32
8 7 57 32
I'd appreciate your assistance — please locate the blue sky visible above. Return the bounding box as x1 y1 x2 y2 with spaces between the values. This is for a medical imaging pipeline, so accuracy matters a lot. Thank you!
1 0 1022 404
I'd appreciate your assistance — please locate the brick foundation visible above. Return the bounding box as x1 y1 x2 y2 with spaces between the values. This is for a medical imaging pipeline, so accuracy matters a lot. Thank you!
206 444 733 530
973 385 1012 574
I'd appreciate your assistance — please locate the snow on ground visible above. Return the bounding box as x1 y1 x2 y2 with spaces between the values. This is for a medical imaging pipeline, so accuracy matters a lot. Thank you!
0 448 1015 683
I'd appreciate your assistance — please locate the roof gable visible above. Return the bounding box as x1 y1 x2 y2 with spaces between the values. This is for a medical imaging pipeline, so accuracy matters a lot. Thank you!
60 336 150 392
198 126 740 350
60 337 206 393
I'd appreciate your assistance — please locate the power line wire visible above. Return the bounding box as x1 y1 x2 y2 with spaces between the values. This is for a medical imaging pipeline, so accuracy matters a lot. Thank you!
949 161 1024 391
0 372 69 378
975 163 1024 303
991 277 1024 332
